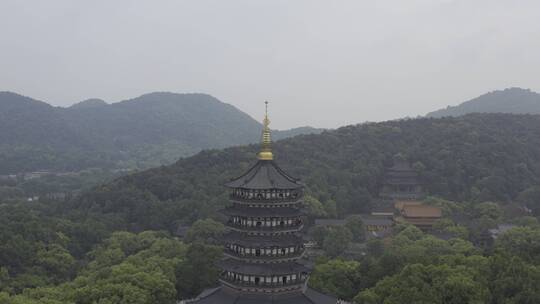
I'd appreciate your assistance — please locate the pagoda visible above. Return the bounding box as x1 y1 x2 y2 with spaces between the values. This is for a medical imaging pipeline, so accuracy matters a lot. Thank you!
189 102 339 303
380 157 424 201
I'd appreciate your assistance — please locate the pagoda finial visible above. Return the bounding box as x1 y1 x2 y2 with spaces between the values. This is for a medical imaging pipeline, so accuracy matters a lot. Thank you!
258 101 273 160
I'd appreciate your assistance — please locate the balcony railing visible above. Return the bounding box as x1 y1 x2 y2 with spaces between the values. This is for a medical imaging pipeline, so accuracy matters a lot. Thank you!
219 277 306 289
225 222 304 233
229 194 302 204
223 249 304 262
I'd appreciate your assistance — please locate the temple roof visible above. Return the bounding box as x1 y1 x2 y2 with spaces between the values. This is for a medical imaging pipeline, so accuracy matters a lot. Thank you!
222 232 303 247
225 160 303 190
221 206 304 218
385 161 421 185
191 286 338 304
218 259 309 275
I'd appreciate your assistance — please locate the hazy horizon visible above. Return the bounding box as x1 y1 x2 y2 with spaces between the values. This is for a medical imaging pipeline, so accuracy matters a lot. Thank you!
1 1 539 128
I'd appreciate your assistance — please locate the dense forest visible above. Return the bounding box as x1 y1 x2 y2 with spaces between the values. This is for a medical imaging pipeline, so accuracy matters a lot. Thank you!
2 113 540 303
71 113 540 230
427 87 540 118
0 91 321 174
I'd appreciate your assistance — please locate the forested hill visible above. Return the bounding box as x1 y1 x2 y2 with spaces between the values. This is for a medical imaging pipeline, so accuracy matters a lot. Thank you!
427 87 540 118
0 92 321 174
73 113 540 231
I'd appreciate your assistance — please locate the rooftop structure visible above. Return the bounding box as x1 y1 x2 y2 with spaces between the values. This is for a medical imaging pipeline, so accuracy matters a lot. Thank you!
396 203 442 230
380 159 424 201
189 102 339 303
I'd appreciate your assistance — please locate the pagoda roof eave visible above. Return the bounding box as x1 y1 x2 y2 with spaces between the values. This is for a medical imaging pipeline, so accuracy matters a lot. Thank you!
222 232 303 247
224 160 303 190
218 259 309 275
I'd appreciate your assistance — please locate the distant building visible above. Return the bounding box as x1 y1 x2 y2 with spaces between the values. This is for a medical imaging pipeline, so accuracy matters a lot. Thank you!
360 215 393 233
396 203 442 230
313 215 393 238
380 160 424 201
488 224 517 240
313 219 347 227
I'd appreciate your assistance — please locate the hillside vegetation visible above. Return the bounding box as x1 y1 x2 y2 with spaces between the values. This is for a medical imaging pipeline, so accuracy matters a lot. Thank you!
3 113 540 303
72 113 540 231
427 87 540 118
0 92 321 174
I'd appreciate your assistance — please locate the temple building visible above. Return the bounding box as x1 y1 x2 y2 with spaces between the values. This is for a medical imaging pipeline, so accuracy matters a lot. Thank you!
380 158 424 201
188 103 339 303
395 203 442 230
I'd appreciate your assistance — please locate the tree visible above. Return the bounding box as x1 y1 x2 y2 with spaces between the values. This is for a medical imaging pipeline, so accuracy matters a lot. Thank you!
309 259 360 300
518 186 540 216
473 202 502 221
489 254 540 304
322 226 353 257
35 244 76 282
303 195 328 218
309 226 329 247
184 218 225 244
175 243 222 298
495 227 540 264
354 264 489 304
345 215 366 242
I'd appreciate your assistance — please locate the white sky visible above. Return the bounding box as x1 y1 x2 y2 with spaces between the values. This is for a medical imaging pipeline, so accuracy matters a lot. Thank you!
1 0 539 129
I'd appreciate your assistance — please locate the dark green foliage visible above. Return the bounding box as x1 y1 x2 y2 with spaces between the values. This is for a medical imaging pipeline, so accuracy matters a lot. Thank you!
308 223 540 303
427 87 540 118
175 243 222 298
0 91 321 174
73 113 540 230
346 215 366 242
322 226 353 258
518 186 540 216
184 218 226 244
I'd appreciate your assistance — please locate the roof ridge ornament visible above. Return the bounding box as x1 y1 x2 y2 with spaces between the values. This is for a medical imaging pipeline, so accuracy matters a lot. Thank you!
257 101 274 160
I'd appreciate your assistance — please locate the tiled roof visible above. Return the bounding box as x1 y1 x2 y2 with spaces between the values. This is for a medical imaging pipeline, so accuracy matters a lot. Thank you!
189 286 339 304
402 205 442 218
225 160 303 190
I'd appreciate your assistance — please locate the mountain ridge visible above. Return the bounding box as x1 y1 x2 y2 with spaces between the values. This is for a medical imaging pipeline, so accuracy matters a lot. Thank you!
427 87 540 117
0 91 322 174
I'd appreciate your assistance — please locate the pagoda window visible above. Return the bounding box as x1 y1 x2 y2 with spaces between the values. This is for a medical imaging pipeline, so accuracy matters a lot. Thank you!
282 276 287 284
255 249 261 256
273 277 278 283
279 220 285 227
281 248 286 255
255 277 260 285
292 274 297 281
290 247 295 253
272 248 277 255
256 221 262 227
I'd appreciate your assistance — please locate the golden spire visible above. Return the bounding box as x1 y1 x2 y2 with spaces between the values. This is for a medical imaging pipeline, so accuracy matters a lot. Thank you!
257 101 273 160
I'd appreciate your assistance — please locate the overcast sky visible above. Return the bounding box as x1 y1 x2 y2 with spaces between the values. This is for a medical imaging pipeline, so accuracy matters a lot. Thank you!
1 1 539 129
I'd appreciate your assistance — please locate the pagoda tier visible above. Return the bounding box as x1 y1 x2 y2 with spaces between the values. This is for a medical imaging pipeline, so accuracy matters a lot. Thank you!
380 160 424 201
222 231 303 247
221 205 304 232
217 158 308 292
188 103 338 303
